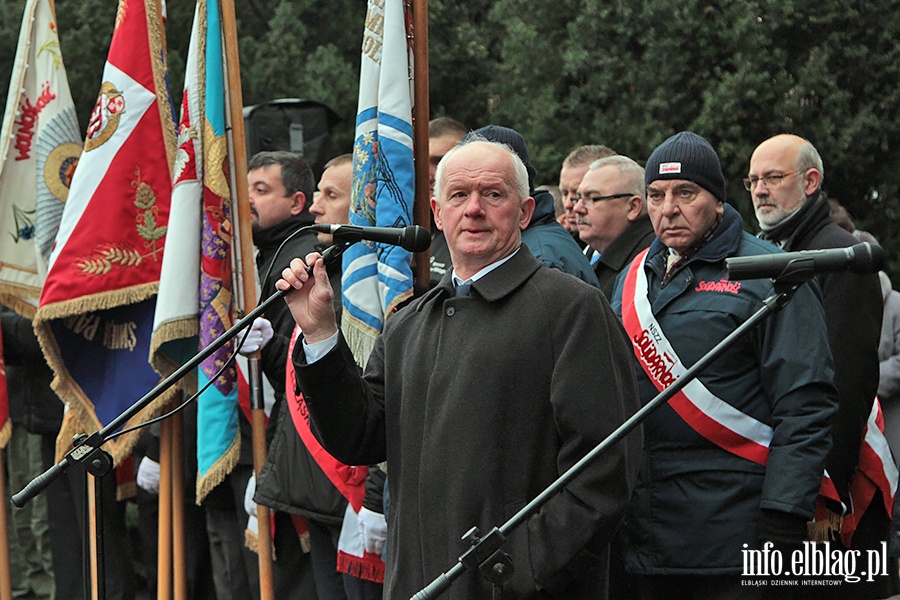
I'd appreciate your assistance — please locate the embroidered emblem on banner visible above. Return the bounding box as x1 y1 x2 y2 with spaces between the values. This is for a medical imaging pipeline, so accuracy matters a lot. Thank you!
85 82 125 152
43 141 81 202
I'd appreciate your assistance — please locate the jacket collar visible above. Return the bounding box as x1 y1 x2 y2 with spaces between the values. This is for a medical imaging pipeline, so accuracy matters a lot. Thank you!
525 188 556 228
597 214 656 271
758 190 831 251
252 212 315 251
428 245 542 307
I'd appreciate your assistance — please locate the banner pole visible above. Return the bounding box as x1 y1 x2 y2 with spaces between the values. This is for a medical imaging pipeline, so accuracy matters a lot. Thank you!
218 0 275 598
157 418 174 600
411 0 431 289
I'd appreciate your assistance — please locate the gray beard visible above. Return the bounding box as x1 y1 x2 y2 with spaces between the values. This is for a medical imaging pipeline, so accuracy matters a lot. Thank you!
757 198 807 232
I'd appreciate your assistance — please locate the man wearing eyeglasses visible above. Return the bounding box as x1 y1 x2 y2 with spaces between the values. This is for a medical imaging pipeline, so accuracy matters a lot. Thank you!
574 155 655 299
749 134 894 598
612 132 837 598
558 144 618 243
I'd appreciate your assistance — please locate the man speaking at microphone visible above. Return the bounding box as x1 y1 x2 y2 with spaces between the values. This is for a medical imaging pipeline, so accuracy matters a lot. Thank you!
748 134 894 598
277 138 642 599
611 132 837 598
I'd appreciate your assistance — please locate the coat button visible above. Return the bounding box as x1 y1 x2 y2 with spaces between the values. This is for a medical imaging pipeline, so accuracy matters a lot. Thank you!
446 307 456 316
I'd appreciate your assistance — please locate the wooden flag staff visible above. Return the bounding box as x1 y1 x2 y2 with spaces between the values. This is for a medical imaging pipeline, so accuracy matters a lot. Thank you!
411 0 431 290
218 0 276 598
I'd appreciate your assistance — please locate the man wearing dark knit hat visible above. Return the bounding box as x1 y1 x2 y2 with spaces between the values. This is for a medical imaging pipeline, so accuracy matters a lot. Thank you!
611 132 838 598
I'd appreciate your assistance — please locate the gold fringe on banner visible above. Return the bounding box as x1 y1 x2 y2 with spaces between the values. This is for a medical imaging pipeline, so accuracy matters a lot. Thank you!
195 436 239 504
0 421 12 450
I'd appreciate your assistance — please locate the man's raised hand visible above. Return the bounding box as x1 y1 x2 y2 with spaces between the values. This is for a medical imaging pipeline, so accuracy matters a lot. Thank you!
276 252 338 344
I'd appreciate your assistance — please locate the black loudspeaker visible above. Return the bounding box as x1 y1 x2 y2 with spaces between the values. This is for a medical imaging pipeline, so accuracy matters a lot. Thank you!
243 98 341 182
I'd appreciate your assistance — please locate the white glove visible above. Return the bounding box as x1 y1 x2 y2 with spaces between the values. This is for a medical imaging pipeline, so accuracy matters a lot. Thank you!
237 318 274 355
244 472 257 518
357 506 387 555
136 457 161 494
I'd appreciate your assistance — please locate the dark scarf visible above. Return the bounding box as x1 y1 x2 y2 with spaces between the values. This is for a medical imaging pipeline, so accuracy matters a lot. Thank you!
758 190 830 251
251 212 315 253
662 211 724 283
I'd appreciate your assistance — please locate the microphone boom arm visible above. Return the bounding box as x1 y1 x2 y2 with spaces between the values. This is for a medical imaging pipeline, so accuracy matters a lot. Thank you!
12 242 350 508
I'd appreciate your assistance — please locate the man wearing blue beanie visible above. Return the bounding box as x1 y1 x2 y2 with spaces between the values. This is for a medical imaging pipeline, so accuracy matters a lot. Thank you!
611 132 838 597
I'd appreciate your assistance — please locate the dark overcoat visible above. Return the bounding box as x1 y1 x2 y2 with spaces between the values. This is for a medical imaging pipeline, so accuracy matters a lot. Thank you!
295 247 642 599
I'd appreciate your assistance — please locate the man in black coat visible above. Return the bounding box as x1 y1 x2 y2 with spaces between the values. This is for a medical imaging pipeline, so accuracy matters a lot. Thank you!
749 134 896 598
573 154 655 299
252 153 384 600
277 139 642 599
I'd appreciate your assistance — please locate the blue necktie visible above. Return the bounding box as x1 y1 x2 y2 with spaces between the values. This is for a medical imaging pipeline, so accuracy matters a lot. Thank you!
455 280 472 297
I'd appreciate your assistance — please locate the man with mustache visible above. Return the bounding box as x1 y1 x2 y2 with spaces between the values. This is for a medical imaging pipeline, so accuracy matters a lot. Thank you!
613 132 837 598
574 154 655 299
558 144 617 244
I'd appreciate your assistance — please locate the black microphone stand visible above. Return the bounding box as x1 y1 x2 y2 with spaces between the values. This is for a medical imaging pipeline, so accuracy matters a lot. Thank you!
13 241 350 507
412 272 815 600
11 240 351 599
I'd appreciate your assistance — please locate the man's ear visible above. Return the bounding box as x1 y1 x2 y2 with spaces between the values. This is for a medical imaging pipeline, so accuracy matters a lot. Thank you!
290 191 306 215
803 169 821 197
431 197 443 230
626 195 643 222
519 196 535 230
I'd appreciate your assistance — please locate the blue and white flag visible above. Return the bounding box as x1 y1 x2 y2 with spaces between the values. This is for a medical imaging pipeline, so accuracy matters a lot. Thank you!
342 0 415 362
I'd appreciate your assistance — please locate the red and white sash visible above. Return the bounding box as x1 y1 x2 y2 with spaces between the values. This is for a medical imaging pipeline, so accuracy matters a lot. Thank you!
621 249 773 465
286 327 385 582
621 249 898 543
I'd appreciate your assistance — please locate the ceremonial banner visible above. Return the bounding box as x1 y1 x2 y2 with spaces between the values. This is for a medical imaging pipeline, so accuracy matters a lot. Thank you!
149 0 204 381
34 0 176 465
342 0 416 362
150 0 246 501
0 0 81 317
838 399 899 546
193 0 245 501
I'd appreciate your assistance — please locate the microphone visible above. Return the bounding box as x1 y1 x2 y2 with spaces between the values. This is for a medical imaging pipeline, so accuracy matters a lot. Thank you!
725 242 885 281
312 224 431 253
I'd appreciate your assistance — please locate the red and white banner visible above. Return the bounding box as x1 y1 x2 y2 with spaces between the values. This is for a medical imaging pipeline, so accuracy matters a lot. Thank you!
33 0 176 465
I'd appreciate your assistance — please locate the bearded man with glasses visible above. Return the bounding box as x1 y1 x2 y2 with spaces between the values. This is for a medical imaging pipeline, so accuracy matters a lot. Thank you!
748 134 895 599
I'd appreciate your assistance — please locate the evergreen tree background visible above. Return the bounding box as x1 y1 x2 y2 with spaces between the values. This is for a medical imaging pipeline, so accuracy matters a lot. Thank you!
2 0 898 273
